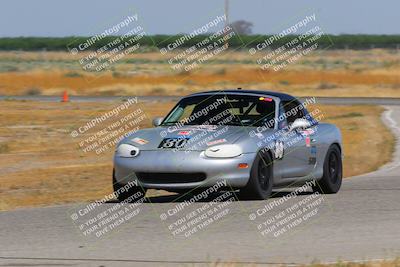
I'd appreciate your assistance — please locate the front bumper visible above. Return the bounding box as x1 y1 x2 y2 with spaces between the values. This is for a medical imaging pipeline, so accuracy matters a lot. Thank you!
113 150 256 189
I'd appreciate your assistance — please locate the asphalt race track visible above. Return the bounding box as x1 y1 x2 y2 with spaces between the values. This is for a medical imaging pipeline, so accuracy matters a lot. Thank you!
0 104 399 267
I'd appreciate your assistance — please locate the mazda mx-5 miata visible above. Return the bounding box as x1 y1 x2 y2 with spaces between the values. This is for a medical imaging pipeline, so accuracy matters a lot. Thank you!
113 90 343 200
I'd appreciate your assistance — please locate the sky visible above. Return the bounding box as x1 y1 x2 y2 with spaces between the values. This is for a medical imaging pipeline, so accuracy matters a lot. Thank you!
0 0 399 37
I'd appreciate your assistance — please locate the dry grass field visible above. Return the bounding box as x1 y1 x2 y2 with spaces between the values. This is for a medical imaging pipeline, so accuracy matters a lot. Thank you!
0 49 400 97
310 259 400 267
0 100 393 211
196 258 400 267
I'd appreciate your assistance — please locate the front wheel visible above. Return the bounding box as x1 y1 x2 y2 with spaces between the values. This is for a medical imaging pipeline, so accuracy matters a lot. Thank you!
314 145 342 194
239 151 273 200
113 170 147 202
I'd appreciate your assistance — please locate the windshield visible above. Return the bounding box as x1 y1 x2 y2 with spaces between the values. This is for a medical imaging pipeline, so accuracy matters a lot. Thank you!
161 94 276 127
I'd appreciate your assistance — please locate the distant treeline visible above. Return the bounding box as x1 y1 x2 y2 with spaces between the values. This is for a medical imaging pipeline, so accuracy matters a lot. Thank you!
1 35 400 51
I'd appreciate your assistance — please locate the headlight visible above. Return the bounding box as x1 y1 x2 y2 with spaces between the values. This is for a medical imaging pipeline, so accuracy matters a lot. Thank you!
204 144 242 158
115 144 139 158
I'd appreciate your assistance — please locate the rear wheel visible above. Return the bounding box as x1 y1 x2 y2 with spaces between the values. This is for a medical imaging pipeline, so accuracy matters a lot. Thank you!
239 151 273 200
313 145 342 194
113 170 147 203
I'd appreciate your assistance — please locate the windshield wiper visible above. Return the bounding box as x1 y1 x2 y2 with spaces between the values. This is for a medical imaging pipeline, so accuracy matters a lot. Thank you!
160 121 179 125
221 122 246 126
163 121 200 126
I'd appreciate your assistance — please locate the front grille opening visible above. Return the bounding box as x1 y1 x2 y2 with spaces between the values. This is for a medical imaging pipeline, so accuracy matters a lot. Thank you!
136 172 206 184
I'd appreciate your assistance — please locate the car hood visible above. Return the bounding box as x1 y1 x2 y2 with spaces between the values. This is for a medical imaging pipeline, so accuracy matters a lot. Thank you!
119 125 275 153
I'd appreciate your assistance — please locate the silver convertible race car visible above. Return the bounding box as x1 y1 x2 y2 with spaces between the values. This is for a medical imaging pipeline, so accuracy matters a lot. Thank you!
113 90 342 200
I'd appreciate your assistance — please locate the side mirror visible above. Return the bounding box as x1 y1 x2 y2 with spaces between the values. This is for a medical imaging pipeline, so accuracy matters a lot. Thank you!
152 117 164 127
290 118 311 132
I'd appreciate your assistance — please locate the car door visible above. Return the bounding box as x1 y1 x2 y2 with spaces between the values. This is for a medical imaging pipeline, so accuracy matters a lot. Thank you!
278 101 315 178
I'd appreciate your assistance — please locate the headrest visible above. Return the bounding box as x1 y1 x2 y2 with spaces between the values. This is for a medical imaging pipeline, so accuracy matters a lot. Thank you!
256 102 274 114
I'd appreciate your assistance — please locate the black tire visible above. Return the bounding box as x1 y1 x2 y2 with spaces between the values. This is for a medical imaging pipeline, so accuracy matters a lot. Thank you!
314 144 342 194
113 170 147 203
239 151 273 200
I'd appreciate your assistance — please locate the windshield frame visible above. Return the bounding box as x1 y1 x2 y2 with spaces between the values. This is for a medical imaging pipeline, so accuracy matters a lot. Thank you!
160 92 280 129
